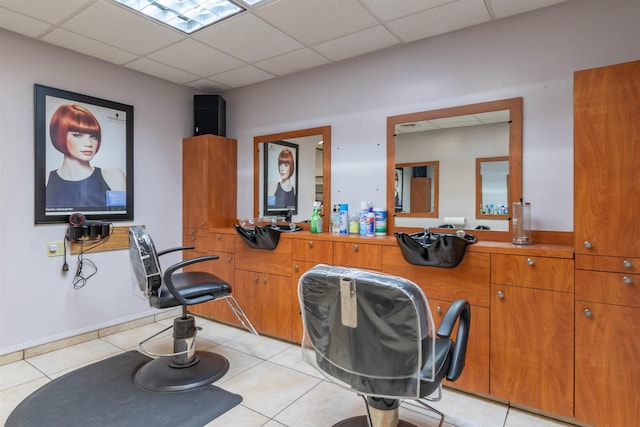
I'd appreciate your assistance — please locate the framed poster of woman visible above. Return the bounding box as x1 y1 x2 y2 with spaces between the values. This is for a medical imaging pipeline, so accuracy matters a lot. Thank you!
263 140 298 216
34 84 134 224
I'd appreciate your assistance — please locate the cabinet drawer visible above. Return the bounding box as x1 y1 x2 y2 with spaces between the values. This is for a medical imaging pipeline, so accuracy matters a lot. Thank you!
208 231 235 253
235 238 292 276
491 254 574 292
576 254 640 274
333 241 381 270
576 270 640 308
292 239 333 264
382 246 490 307
182 232 208 253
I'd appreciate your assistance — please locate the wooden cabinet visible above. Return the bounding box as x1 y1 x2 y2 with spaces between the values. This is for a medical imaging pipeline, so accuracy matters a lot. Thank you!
290 238 334 343
183 134 237 232
490 253 574 418
182 134 237 323
234 269 291 339
333 240 381 270
574 60 640 427
428 298 490 394
382 246 490 395
234 239 293 340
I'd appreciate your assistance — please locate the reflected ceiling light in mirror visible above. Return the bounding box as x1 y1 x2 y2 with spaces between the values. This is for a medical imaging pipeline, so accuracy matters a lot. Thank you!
113 0 266 34
395 110 510 135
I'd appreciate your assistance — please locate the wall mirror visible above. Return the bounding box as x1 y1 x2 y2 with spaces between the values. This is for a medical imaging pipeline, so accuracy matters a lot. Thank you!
395 161 439 217
476 156 509 219
387 97 522 233
254 126 331 229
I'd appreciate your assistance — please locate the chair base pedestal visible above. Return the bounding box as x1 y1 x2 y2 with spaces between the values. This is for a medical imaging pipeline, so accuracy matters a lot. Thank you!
135 351 229 392
333 415 418 427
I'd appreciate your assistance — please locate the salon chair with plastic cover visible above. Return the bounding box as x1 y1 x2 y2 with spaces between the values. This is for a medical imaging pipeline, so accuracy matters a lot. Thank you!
298 265 470 427
128 225 257 392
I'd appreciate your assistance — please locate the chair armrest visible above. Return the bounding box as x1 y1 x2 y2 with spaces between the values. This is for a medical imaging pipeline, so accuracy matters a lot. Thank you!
157 246 195 257
162 255 220 305
437 299 471 382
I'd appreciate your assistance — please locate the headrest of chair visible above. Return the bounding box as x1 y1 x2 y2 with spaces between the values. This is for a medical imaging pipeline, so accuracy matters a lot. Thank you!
298 265 435 398
128 226 161 295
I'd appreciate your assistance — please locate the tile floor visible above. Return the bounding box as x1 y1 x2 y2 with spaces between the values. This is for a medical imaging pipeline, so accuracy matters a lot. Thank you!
0 314 581 427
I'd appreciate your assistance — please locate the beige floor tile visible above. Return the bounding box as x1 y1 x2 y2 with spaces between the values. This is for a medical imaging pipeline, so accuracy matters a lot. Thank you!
195 318 251 345
204 403 270 426
0 377 49 425
26 339 122 377
506 408 577 427
99 322 173 350
210 345 264 383
221 360 321 418
402 388 508 427
220 330 293 360
273 380 365 427
0 360 45 391
267 345 325 379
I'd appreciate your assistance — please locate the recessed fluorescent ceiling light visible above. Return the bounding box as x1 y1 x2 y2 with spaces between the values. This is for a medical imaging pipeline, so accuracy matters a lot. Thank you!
114 0 262 34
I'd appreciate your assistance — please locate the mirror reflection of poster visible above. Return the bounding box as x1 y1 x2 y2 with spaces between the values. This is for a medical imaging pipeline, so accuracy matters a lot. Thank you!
34 84 134 224
395 168 403 212
264 140 298 215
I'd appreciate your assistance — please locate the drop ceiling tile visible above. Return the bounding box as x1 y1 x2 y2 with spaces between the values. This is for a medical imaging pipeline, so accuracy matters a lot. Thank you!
186 78 231 93
125 57 199 85
255 0 379 45
0 0 93 24
360 0 454 22
255 48 330 76
314 25 400 62
0 7 51 37
488 0 569 19
386 0 491 43
210 65 275 88
194 13 303 63
60 1 184 55
41 28 138 65
148 39 244 77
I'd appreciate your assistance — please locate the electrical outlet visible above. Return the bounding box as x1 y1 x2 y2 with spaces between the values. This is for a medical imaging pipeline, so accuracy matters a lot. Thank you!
48 241 65 257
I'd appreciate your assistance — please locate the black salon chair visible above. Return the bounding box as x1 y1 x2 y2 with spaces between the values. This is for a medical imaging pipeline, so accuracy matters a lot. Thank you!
128 225 257 392
298 265 470 427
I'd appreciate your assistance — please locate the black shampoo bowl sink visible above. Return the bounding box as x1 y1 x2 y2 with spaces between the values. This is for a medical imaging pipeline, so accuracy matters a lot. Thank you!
395 230 477 268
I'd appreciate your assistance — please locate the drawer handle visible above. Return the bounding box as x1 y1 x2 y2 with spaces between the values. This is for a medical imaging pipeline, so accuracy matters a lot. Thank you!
294 265 299 272
191 229 196 235
584 308 592 317
526 258 534 266
217 234 222 240
226 256 232 263
623 259 633 269
200 221 206 228
191 236 196 242
583 241 592 249
497 291 505 299
308 241 314 248
253 276 259 282
622 275 632 285
263 277 267 284
436 306 442 314
353 244 358 252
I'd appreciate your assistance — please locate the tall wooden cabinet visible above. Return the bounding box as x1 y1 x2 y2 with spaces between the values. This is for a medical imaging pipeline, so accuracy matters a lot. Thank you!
573 60 640 427
182 134 237 319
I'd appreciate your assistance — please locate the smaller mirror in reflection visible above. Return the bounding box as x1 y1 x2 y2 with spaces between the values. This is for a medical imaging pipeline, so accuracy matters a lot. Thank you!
476 156 509 219
264 141 298 215
395 161 439 217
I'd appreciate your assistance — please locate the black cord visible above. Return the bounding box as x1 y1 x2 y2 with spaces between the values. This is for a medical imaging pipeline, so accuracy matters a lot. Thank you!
72 239 98 289
70 223 112 289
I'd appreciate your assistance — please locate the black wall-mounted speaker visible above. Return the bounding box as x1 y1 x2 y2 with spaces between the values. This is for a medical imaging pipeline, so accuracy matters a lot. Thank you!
194 94 226 137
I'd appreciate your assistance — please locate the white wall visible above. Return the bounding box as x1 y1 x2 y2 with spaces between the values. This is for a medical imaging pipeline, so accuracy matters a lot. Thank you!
2 0 640 355
0 29 195 354
224 0 640 233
